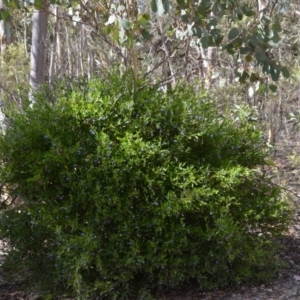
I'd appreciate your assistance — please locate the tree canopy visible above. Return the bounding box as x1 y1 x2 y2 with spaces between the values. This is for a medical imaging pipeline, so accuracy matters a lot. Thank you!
0 0 292 91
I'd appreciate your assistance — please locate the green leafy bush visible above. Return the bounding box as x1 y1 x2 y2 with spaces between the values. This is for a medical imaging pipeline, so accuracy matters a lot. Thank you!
0 74 291 299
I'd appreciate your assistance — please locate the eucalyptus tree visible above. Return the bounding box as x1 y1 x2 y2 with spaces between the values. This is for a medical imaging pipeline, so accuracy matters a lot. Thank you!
0 0 12 53
103 0 290 92
0 0 293 94
29 0 49 98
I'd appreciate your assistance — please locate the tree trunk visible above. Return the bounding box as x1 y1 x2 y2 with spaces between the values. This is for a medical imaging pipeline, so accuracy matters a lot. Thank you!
257 0 270 20
29 0 49 99
64 19 72 75
257 0 274 143
49 5 61 83
0 0 12 54
157 16 176 91
0 0 13 132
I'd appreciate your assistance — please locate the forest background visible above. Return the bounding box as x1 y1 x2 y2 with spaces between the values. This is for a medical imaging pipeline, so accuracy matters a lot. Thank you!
1 0 300 142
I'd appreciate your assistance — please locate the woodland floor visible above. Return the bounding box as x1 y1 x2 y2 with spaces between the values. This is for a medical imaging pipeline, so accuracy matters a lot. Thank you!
0 140 300 299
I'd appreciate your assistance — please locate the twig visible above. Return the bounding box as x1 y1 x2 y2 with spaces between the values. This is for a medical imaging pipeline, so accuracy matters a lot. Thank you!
270 0 278 17
143 40 185 78
271 182 300 199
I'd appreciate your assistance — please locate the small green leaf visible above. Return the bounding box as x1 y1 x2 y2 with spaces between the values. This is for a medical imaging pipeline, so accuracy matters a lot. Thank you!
227 45 235 55
272 31 280 43
142 13 151 21
262 62 271 75
228 28 239 40
162 0 170 13
192 26 202 37
34 0 44 10
0 10 10 22
232 37 243 48
240 47 251 54
261 15 271 24
281 66 290 79
104 26 112 35
266 29 274 39
207 18 217 29
8 0 20 8
272 20 282 32
151 0 157 12
236 9 243 20
141 29 151 40
245 54 252 62
201 0 210 7
138 16 148 27
250 73 259 82
212 29 223 45
269 84 278 93
271 65 280 81
127 34 134 48
242 6 255 17
207 36 214 47
255 82 266 94
255 50 267 62
239 71 249 84
181 14 189 23
200 36 209 49
112 25 119 41
119 19 131 31
197 5 207 18
176 0 186 7
267 40 279 48
251 32 262 47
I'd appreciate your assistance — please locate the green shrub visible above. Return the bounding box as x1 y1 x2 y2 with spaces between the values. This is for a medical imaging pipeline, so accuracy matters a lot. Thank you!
0 74 291 299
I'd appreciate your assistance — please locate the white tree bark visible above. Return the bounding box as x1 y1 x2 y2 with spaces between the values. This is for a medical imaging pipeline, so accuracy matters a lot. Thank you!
199 12 216 88
24 2 28 55
29 1 49 100
0 0 13 133
257 0 270 20
0 0 12 54
75 23 84 77
257 0 274 143
0 18 7 53
49 5 61 83
157 16 176 90
64 19 72 75
85 34 92 80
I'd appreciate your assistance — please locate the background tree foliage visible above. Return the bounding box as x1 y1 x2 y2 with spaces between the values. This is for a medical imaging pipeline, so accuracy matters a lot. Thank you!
0 0 294 90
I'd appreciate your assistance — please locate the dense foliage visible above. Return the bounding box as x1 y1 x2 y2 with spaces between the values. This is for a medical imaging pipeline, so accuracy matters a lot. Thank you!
0 74 291 299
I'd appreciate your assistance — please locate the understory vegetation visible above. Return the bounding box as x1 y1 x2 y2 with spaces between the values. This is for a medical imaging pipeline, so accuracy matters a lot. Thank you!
0 74 292 299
